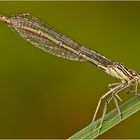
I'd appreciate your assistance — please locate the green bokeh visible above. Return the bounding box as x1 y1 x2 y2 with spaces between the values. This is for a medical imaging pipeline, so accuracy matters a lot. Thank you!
0 1 140 138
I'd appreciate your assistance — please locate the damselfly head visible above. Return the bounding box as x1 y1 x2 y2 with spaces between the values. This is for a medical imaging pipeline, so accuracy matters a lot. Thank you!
128 70 140 84
137 74 140 83
128 69 137 76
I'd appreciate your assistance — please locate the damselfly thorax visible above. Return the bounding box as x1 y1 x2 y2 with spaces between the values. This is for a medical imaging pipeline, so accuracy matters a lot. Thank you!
0 13 140 134
104 62 136 80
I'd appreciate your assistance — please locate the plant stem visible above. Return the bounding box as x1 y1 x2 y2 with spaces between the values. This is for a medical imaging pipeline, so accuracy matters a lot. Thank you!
68 95 140 139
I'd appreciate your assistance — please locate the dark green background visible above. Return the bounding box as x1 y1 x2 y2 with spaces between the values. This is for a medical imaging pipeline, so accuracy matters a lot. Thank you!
0 1 140 139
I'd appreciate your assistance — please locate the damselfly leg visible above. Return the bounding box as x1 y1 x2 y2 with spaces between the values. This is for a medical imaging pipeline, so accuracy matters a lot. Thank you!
92 82 130 133
108 83 120 89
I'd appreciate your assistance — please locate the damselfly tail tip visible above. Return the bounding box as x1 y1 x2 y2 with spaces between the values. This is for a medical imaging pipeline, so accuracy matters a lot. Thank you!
0 15 9 23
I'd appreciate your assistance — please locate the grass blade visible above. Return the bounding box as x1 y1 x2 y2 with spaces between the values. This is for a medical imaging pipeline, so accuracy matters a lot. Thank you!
68 95 140 139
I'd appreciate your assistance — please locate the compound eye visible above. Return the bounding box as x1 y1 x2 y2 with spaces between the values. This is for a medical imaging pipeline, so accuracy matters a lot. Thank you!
128 69 136 76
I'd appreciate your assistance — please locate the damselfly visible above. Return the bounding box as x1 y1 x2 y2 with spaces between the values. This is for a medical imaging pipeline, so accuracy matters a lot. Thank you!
0 13 140 133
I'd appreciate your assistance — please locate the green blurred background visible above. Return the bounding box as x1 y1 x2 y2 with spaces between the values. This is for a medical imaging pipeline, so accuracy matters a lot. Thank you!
0 1 140 139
